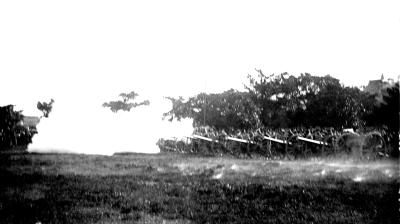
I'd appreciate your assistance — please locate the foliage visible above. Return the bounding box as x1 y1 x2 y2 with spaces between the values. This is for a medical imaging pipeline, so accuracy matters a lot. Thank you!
163 89 261 130
0 105 34 150
164 70 390 133
163 69 395 153
246 70 375 129
366 82 399 131
304 85 374 128
37 99 55 118
103 91 150 113
162 96 192 121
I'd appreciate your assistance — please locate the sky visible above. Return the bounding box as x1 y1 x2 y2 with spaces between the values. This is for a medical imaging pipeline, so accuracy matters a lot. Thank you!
0 1 399 154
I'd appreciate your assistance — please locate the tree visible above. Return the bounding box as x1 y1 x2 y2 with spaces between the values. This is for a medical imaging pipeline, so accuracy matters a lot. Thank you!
162 96 192 122
102 91 150 113
366 82 399 130
163 89 261 130
303 85 374 128
0 105 33 150
246 69 373 128
37 99 55 118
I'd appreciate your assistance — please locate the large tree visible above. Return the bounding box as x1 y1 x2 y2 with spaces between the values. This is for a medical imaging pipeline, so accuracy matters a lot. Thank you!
246 70 374 128
163 89 261 130
303 85 374 128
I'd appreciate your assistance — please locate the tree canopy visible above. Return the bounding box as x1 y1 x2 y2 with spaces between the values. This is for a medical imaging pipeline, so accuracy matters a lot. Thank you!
0 105 34 150
103 91 150 113
246 70 375 129
37 99 55 118
164 70 390 132
163 89 261 130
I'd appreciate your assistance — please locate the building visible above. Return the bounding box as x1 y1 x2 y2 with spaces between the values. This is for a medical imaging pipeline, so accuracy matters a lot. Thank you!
364 75 395 103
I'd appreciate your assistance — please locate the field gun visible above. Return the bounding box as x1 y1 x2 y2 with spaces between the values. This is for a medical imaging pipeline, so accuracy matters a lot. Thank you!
160 128 391 159
336 131 388 159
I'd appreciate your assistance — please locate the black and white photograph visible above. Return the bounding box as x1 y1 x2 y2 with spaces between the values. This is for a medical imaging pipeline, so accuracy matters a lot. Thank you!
0 1 399 223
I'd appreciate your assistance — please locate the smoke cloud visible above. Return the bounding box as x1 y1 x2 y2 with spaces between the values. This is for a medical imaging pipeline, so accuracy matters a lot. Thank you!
28 97 193 155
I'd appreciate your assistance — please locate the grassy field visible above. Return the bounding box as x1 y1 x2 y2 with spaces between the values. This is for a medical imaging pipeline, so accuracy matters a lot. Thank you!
0 152 398 224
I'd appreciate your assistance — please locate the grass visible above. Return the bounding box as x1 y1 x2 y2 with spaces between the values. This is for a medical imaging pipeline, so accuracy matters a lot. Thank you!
0 151 398 223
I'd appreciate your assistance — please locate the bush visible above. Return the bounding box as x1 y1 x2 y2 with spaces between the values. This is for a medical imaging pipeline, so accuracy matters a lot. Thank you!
0 105 35 150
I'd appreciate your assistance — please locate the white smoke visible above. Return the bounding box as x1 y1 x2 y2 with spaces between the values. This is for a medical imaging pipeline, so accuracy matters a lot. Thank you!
28 97 193 155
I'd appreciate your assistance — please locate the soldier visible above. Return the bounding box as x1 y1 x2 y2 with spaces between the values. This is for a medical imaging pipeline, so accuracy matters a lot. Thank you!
306 129 313 139
253 127 266 156
241 130 252 158
219 129 228 152
208 127 218 154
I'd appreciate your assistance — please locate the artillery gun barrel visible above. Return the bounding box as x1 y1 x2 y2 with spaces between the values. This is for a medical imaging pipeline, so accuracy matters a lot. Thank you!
297 136 328 145
226 136 255 144
192 134 219 143
263 136 291 145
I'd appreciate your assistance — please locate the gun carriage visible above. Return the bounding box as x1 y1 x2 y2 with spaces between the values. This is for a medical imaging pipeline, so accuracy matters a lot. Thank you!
159 127 390 159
